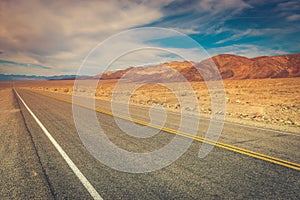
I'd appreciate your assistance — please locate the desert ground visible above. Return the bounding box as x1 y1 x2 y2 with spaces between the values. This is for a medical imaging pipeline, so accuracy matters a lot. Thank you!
10 77 300 133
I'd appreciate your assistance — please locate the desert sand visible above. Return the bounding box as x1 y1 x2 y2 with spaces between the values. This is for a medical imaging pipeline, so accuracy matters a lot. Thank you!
11 77 299 133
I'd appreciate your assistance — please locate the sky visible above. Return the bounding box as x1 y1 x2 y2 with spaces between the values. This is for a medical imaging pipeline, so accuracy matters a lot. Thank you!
0 0 299 76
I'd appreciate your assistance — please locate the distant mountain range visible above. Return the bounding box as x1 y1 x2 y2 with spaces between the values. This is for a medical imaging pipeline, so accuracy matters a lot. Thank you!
1 52 299 81
0 74 77 81
95 52 300 82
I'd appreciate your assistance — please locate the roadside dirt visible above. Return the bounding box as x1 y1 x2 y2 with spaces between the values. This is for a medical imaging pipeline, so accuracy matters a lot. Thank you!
0 88 52 199
13 77 300 133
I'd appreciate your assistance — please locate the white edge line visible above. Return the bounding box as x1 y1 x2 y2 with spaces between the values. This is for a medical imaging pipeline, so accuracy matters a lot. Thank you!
14 89 103 200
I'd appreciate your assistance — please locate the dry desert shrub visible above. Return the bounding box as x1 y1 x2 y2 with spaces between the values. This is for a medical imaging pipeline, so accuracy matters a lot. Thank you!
27 78 300 128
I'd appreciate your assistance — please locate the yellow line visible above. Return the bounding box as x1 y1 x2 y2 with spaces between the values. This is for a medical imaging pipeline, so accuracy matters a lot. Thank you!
24 89 300 171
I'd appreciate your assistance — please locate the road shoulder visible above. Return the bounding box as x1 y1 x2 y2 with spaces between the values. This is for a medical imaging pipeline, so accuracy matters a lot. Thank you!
0 88 53 199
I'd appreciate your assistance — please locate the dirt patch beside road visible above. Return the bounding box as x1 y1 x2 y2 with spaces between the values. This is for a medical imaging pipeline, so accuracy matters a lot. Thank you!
0 88 52 199
15 77 300 133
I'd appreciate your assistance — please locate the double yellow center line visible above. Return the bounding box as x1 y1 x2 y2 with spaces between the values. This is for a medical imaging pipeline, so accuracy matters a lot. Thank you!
26 89 300 171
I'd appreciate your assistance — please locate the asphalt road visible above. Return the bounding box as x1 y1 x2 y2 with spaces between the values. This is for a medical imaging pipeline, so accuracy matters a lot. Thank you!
1 87 299 199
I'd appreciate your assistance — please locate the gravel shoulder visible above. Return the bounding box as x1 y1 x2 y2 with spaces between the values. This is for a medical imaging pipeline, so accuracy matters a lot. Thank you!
0 88 53 199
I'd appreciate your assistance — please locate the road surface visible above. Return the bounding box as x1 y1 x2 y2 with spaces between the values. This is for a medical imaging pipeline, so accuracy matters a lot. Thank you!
0 87 299 199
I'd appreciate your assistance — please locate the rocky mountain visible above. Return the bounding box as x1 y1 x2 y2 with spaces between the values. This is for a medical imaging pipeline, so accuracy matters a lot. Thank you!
95 53 300 82
212 53 300 79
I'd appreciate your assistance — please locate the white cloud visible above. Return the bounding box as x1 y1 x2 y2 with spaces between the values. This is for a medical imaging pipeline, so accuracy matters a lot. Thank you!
0 0 294 76
139 0 252 38
0 0 172 75
215 28 283 44
173 27 200 35
287 14 300 21
277 1 300 11
208 44 288 58
107 47 208 71
76 28 210 75
199 0 251 14
276 0 300 22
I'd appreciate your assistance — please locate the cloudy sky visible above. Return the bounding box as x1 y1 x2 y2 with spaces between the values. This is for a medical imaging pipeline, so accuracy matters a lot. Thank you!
0 0 299 75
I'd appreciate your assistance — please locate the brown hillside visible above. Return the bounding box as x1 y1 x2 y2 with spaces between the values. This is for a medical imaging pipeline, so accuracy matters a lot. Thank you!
95 53 300 82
